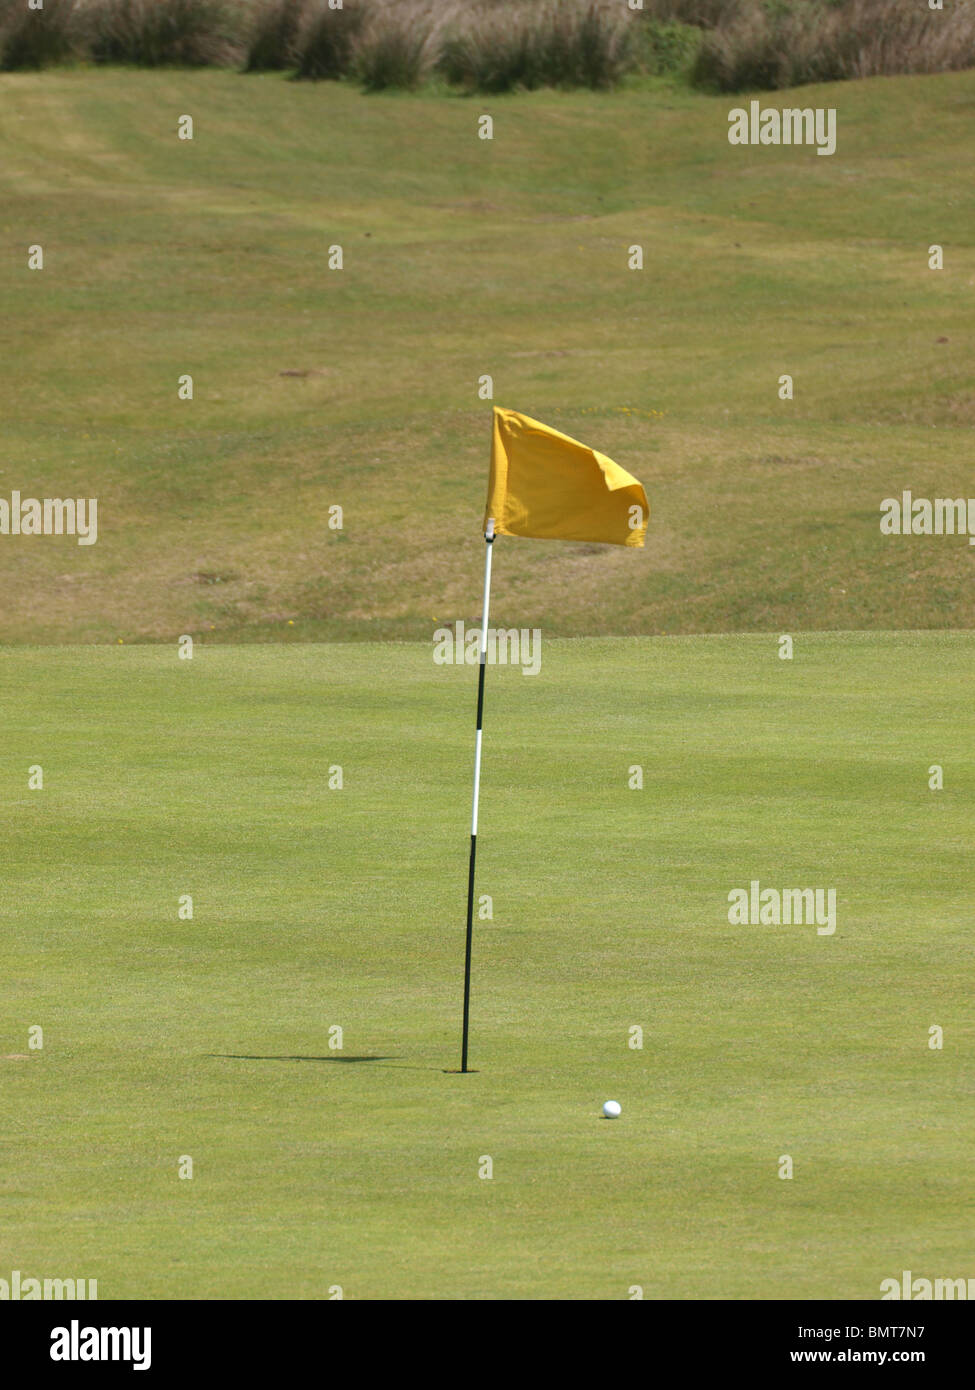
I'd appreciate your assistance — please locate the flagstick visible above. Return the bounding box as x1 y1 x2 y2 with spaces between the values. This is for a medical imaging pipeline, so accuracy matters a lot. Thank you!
461 516 495 1073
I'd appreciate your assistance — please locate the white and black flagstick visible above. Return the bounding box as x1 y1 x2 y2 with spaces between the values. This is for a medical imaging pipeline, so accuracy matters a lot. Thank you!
460 516 495 1073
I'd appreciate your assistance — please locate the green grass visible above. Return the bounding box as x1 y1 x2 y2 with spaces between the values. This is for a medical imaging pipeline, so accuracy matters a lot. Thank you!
0 68 973 643
2 634 972 1298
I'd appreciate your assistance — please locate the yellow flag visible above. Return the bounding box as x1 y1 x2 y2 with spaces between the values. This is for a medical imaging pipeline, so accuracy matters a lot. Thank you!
484 407 649 547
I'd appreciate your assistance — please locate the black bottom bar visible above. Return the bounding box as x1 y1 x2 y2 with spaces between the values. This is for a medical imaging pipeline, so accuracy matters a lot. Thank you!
7 1299 969 1368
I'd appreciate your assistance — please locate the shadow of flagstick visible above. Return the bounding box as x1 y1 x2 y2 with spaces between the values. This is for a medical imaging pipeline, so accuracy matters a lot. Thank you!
208 1054 394 1063
206 1054 447 1071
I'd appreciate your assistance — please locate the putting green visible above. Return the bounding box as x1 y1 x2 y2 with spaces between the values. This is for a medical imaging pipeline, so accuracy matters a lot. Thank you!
2 633 971 1298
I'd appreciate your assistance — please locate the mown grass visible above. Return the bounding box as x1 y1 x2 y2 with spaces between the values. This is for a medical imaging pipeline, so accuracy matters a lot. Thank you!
0 67 972 643
2 634 972 1297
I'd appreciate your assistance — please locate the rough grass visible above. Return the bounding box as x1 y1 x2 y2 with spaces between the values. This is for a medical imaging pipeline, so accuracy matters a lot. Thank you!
353 0 444 92
1 0 971 89
243 0 307 73
438 0 635 93
292 0 366 79
3 635 973 1297
81 0 245 69
0 0 80 71
694 0 975 92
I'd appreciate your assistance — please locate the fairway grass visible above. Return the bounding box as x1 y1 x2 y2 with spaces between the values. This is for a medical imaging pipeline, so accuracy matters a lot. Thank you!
0 68 973 642
2 633 971 1299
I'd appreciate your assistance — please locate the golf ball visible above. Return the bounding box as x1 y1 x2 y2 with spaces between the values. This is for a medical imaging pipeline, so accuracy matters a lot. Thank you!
602 1100 621 1119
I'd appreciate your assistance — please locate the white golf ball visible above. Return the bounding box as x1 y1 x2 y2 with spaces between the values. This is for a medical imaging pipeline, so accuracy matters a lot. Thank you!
602 1100 621 1119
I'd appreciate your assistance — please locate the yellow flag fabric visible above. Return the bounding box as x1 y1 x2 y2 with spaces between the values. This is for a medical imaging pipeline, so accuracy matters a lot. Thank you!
484 407 649 547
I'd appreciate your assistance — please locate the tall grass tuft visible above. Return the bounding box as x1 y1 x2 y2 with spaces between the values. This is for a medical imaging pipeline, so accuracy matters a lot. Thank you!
244 0 307 72
83 0 245 69
693 0 975 92
841 0 975 81
0 0 81 71
352 0 444 91
293 0 366 80
439 0 634 93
